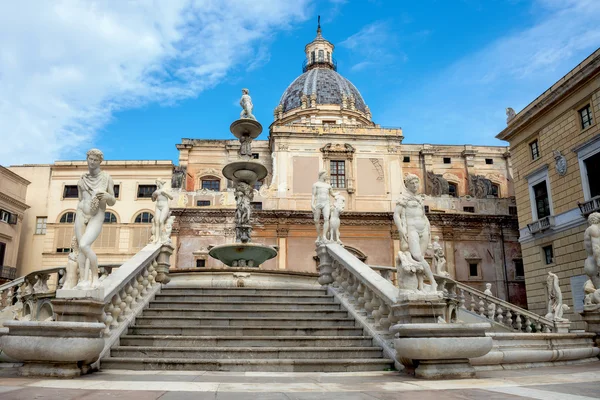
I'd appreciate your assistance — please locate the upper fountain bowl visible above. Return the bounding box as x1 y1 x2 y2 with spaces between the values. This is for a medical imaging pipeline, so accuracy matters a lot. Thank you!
230 119 263 140
222 161 268 185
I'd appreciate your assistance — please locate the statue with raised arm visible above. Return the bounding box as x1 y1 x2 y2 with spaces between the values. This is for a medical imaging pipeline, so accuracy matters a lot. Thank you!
240 88 256 120
151 179 174 244
545 271 569 321
312 170 335 244
583 212 600 310
72 149 116 288
394 173 437 293
328 192 345 244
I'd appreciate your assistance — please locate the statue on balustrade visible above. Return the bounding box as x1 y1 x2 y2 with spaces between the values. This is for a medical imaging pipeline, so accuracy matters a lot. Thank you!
67 149 116 289
151 179 174 244
545 271 569 321
583 212 600 310
328 192 345 244
394 173 438 293
312 170 335 244
484 283 493 296
431 236 449 277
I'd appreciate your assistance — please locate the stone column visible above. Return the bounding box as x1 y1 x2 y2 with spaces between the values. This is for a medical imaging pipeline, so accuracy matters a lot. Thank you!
442 230 456 279
461 146 477 196
276 227 289 270
316 244 334 285
419 145 435 193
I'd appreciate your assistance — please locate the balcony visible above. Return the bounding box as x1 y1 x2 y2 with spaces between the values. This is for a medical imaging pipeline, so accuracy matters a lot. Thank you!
578 196 600 216
0 266 16 280
302 58 337 73
527 215 555 234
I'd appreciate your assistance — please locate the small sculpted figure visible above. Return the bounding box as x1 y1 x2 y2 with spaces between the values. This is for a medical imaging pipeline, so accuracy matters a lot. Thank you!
431 236 449 276
328 193 345 244
506 107 516 124
240 88 256 120
583 212 600 310
63 236 79 290
151 179 174 244
394 173 437 292
161 216 176 245
312 170 335 244
484 283 493 296
239 134 253 157
545 271 569 320
234 181 254 227
72 149 116 288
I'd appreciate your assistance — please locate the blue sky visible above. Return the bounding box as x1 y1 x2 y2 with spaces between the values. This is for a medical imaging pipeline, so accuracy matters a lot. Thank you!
2 0 600 165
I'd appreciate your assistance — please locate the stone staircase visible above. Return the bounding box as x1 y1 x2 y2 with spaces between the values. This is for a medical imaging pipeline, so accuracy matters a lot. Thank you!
101 286 394 372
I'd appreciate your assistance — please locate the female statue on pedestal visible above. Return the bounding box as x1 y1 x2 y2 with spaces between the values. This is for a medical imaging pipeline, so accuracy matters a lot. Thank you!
72 149 116 288
152 179 173 244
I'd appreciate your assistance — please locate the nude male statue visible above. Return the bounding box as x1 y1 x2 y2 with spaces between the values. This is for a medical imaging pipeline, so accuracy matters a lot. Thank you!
394 173 437 292
240 88 256 120
73 149 116 288
312 170 335 243
151 179 173 244
584 212 600 308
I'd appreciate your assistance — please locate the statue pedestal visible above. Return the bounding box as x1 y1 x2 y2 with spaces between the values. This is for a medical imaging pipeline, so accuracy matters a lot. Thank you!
52 299 105 323
391 292 447 324
581 309 600 335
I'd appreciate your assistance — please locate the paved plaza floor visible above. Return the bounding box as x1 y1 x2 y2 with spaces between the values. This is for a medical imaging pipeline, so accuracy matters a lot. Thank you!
0 362 598 399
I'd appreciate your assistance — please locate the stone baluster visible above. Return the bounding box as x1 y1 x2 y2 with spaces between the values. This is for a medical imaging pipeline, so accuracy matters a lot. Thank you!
135 274 144 302
377 303 391 331
478 297 486 316
470 293 476 312
515 313 523 331
363 288 374 319
128 279 139 308
535 321 542 333
525 317 532 333
102 302 113 336
356 283 366 314
110 293 122 330
331 263 340 288
459 289 466 309
118 288 129 320
505 309 512 329
149 260 158 285
371 296 381 322
141 267 150 296
487 302 496 321
496 306 503 325
33 273 50 293
542 324 551 333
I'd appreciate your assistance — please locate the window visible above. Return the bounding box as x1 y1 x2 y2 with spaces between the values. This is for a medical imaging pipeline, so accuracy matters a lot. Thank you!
252 153 259 159
201 179 220 191
533 181 551 219
254 180 263 191
251 202 263 211
469 263 479 277
330 160 346 188
514 259 524 279
311 51 315 63
35 217 47 234
530 140 540 160
485 158 494 165
113 184 120 199
0 210 9 223
63 185 78 198
59 212 76 223
509 206 518 216
134 212 153 223
491 184 499 198
579 104 593 129
104 212 117 224
137 184 156 198
463 206 475 213
424 205 430 213
448 183 458 197
443 157 451 164
318 49 324 62
323 120 336 125
56 248 71 253
196 259 206 268
584 151 600 198
403 156 410 163
197 200 210 207
542 245 554 265
327 51 330 62
0 242 5 266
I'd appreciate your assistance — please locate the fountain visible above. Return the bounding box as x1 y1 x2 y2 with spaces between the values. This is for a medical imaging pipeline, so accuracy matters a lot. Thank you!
208 89 278 267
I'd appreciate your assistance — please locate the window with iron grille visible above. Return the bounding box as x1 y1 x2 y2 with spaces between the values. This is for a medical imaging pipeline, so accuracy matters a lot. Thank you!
201 179 220 191
137 185 156 198
330 160 346 188
35 217 47 234
579 104 593 129
134 212 153 223
533 181 551 219
63 185 78 198
530 140 540 160
197 200 210 207
59 212 76 223
104 212 117 223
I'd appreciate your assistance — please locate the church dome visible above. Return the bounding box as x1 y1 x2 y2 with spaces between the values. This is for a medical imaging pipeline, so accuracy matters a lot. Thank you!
278 68 368 114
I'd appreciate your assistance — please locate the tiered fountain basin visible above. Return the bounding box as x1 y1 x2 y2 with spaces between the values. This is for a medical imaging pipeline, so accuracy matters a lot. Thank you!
230 119 262 140
222 160 267 184
208 243 278 267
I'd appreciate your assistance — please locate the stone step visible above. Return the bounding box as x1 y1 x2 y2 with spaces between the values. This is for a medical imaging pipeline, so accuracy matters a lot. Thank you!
160 288 327 296
153 294 334 303
119 335 375 348
148 301 341 311
134 316 357 327
101 357 395 372
128 326 366 337
111 346 383 360
141 308 349 319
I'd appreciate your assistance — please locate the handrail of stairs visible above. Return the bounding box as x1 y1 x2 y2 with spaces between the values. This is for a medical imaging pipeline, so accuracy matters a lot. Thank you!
434 274 563 333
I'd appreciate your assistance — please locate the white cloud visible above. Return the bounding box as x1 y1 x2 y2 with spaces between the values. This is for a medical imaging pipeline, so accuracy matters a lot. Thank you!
340 20 404 71
0 0 309 165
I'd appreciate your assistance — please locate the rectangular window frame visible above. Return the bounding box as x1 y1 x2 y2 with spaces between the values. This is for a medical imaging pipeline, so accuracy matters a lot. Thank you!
113 184 121 199
403 156 410 163
466 259 482 280
463 206 475 213
330 160 346 189
514 258 524 279
35 217 47 235
575 136 600 201
196 200 211 207
527 165 553 221
485 158 494 165
0 210 9 223
62 185 79 199
542 244 554 265
443 157 451 164
201 179 221 192
579 104 593 130
137 184 157 199
530 139 540 161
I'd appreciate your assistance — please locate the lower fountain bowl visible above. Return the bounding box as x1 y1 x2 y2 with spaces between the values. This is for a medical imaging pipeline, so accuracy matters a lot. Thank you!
209 243 278 267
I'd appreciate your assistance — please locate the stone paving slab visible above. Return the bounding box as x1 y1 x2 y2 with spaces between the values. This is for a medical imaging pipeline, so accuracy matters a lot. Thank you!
0 362 597 399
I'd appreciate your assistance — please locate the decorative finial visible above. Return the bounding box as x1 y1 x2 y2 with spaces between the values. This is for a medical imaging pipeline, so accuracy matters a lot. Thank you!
317 15 322 37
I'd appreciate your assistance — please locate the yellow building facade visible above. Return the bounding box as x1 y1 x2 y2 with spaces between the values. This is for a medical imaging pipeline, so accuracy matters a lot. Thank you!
497 48 600 328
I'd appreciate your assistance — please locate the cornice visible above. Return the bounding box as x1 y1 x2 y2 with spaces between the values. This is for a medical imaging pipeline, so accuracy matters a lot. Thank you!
0 192 29 211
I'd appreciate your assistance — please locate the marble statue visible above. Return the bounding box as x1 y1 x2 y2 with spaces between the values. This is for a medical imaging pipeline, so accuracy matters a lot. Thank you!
63 236 79 290
234 181 254 227
583 212 600 310
394 173 437 292
240 88 256 120
484 283 493 296
506 107 516 124
328 192 345 244
161 215 176 245
71 149 116 288
312 170 335 244
239 134 252 157
545 271 569 321
431 236 449 276
151 179 173 244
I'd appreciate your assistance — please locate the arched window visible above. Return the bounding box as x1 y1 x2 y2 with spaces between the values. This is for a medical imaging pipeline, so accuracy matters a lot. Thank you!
318 50 324 62
448 183 458 198
201 176 221 191
134 212 154 224
59 211 76 223
491 184 500 198
104 211 117 223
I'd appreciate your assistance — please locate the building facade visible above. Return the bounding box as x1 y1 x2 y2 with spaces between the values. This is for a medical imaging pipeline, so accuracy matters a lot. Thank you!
496 48 600 328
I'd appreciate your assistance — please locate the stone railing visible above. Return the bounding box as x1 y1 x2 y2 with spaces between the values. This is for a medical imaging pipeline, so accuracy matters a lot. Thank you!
527 215 555 235
578 196 600 216
435 274 563 333
368 265 395 283
0 267 66 321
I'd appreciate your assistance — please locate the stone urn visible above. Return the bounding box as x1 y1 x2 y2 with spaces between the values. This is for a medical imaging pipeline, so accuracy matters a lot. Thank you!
1 320 105 377
391 322 492 379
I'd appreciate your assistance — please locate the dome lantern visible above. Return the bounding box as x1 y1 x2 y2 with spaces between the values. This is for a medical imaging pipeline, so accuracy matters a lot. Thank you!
303 16 336 73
